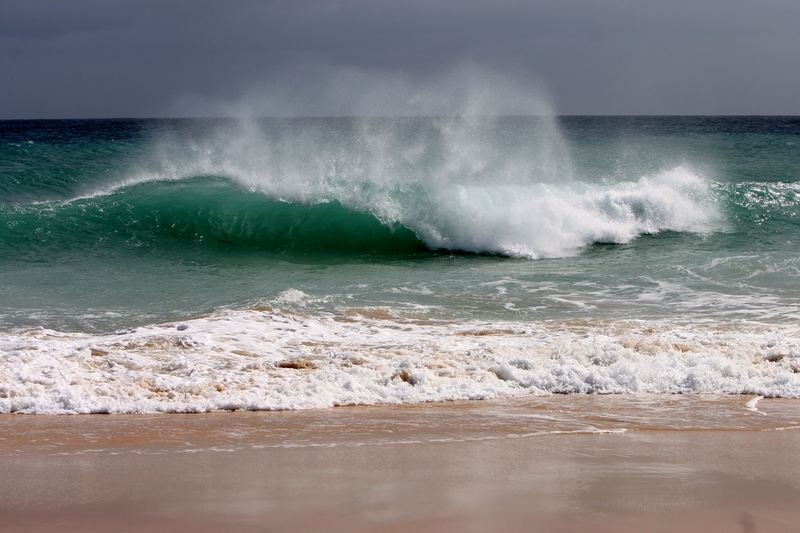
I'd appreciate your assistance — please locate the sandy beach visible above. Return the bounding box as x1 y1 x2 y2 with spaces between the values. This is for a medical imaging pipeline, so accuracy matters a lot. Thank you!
2 395 800 532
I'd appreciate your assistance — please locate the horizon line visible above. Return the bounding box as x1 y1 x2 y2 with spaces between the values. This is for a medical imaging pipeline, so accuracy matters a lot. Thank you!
2 113 800 121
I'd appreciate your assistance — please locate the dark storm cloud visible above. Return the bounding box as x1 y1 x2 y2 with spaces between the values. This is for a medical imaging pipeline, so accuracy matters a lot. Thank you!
1 0 798 118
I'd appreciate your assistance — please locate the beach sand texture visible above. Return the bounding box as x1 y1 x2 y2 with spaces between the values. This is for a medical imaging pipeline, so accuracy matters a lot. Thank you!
2 395 800 532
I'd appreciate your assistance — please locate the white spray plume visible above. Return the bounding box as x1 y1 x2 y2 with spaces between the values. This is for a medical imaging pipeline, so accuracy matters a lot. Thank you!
171 63 556 118
126 66 722 258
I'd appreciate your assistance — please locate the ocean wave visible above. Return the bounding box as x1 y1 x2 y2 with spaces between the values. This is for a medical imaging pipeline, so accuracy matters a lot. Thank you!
0 176 425 254
2 307 799 414
0 166 723 257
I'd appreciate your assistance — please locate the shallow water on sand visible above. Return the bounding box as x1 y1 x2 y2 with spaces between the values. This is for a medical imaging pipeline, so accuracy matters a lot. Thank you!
2 395 798 456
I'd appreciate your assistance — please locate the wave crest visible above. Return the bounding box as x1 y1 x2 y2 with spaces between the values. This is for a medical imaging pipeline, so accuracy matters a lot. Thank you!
406 166 720 258
0 166 721 257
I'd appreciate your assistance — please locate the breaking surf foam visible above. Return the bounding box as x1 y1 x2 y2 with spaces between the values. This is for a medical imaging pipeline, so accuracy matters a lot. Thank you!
2 307 798 414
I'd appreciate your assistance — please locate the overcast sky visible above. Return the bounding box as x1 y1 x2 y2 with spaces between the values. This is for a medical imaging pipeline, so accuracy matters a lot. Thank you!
1 0 799 118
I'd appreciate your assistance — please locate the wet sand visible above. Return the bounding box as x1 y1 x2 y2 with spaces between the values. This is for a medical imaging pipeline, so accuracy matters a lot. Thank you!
2 395 800 532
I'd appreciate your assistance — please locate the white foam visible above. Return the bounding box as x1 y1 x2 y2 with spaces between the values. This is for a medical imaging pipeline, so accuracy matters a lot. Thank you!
745 395 766 415
405 166 720 258
1 309 799 414
273 288 311 306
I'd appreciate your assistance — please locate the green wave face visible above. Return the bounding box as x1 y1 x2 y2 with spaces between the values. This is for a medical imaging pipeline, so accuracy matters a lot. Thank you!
2 174 800 260
2 174 799 258
0 176 427 255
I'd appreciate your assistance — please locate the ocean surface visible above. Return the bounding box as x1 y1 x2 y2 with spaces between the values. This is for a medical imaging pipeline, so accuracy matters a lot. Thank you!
1 116 799 413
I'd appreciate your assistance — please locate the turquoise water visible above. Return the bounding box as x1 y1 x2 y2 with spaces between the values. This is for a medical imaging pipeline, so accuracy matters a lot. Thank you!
1 117 799 332
2 117 800 412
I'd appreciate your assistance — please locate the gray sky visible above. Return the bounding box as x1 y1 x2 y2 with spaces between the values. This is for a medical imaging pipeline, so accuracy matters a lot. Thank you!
1 0 799 118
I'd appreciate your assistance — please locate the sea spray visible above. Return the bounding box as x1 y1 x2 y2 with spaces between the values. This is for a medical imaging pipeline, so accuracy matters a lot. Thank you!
6 69 723 257
60 104 716 258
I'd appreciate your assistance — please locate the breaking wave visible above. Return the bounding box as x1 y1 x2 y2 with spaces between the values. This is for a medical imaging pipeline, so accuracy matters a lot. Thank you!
0 166 721 257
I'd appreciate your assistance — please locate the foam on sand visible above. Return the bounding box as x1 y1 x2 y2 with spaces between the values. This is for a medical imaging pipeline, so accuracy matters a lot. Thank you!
2 307 799 414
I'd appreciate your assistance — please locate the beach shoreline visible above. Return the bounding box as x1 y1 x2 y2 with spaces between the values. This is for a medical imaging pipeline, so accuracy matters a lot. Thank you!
2 395 799 532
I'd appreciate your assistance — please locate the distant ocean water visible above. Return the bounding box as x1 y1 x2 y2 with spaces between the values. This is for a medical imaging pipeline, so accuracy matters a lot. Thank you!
1 116 799 413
